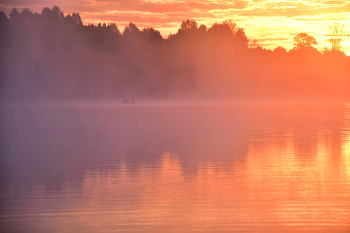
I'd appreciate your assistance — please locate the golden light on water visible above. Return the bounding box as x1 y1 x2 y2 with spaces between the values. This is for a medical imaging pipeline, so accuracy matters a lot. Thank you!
1 105 350 232
75 126 350 232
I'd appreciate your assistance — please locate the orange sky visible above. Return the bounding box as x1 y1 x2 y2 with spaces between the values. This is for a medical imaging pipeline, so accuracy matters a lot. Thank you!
1 0 349 51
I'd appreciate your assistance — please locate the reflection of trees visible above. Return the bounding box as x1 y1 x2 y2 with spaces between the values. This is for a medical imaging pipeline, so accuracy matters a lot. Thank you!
0 105 251 192
246 105 350 210
5 104 349 194
2 105 350 233
1 104 350 233
247 104 349 168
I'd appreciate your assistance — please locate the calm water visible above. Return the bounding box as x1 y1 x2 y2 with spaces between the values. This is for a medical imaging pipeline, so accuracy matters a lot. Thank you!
0 103 350 233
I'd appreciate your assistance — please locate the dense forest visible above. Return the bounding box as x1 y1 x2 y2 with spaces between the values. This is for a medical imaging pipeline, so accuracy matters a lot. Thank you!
0 6 349 102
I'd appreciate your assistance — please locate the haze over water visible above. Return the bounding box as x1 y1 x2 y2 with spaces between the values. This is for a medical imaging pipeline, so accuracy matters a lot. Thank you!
0 102 349 232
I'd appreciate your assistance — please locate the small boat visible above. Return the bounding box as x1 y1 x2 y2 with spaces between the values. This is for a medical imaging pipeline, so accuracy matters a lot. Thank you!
123 97 137 104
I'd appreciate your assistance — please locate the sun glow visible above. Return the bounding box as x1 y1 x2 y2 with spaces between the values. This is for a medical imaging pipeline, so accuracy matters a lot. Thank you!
346 51 350 56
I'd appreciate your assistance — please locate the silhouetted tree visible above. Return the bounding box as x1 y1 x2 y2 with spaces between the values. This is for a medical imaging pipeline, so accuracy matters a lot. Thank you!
52 6 64 20
198 24 207 33
123 22 141 37
0 11 11 94
292 33 318 50
0 11 12 48
41 6 64 26
326 23 347 51
64 12 82 26
207 23 232 39
168 19 199 41
223 19 237 33
107 23 119 33
19 8 33 24
274 46 287 53
234 27 249 46
179 19 197 32
9 8 19 24
142 27 163 43
0 11 10 29
206 20 249 48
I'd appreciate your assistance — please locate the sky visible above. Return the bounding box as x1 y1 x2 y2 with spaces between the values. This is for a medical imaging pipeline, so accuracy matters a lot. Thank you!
1 0 350 51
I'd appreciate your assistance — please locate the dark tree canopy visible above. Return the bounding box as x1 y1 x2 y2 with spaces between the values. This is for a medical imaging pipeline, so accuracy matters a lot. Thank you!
292 33 318 50
0 6 349 102
9 8 19 24
207 23 232 39
123 22 140 36
142 27 163 42
179 19 198 32
64 12 82 26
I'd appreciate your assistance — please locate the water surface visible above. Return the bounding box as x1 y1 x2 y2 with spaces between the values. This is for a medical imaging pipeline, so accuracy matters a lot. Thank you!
1 103 350 232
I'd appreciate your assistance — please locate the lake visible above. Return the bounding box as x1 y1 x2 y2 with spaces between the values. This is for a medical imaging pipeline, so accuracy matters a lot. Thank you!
1 102 350 232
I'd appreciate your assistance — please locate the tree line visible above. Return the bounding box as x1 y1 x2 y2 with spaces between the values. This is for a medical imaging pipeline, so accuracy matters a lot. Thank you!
0 6 349 101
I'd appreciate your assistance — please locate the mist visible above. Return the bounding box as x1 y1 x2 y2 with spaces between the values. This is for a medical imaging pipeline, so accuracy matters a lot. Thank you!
1 6 349 103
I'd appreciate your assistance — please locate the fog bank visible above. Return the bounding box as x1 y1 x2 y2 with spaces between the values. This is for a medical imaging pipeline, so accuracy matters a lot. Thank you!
1 6 349 102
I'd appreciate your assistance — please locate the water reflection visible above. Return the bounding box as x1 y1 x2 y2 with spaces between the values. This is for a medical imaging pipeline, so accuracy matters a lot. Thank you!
0 103 350 232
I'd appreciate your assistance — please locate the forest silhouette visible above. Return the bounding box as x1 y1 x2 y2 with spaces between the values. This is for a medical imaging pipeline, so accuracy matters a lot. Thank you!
0 6 349 102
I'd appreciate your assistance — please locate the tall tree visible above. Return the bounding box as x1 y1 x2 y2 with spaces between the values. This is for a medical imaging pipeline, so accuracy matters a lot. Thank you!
123 22 140 37
9 8 19 24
